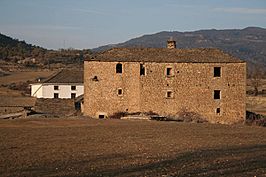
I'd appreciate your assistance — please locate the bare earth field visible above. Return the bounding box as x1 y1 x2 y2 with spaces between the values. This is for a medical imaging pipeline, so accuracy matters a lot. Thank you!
0 71 53 85
0 118 265 177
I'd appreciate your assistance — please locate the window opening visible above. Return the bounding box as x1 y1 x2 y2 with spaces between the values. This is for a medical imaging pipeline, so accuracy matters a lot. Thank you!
140 64 145 76
118 88 123 96
54 85 59 90
166 68 172 76
166 91 173 98
116 63 122 73
71 93 76 99
99 115 105 119
216 108 221 114
214 67 221 77
214 90 221 100
54 93 59 98
71 86 76 90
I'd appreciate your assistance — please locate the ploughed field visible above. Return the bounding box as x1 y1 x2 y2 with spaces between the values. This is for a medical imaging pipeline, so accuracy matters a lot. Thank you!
0 118 266 177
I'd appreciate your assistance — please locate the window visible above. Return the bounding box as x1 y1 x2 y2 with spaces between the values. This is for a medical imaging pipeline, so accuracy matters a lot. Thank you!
54 93 59 98
214 67 221 77
54 85 59 90
140 64 145 76
214 90 221 100
216 108 221 115
166 91 173 98
71 86 76 90
71 93 76 99
166 67 172 76
99 115 105 119
117 88 123 96
116 63 122 73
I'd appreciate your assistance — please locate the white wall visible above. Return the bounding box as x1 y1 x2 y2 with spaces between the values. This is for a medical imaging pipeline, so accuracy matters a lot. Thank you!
31 84 84 99
31 84 43 97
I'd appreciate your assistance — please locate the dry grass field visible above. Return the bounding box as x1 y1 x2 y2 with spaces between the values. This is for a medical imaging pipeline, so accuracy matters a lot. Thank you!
0 118 266 177
0 71 54 96
0 71 54 85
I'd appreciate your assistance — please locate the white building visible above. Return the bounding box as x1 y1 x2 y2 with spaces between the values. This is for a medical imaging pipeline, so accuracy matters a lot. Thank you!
31 69 84 99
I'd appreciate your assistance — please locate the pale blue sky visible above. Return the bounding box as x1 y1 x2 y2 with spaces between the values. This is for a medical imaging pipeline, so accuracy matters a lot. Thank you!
0 0 266 49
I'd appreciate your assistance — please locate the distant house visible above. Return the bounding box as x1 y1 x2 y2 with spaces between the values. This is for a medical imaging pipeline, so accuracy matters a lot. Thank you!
31 69 84 99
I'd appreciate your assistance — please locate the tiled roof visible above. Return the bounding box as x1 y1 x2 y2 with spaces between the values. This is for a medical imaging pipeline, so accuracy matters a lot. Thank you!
88 48 244 63
43 69 83 84
0 96 36 107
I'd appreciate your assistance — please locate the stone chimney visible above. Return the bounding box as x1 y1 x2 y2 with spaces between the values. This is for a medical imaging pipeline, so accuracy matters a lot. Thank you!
167 37 176 49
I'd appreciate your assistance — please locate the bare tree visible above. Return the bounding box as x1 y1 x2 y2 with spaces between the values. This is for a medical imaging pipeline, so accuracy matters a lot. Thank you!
249 65 264 96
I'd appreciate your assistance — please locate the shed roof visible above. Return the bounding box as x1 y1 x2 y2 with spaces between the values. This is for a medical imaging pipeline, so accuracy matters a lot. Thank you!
88 48 244 63
0 96 36 107
43 69 83 84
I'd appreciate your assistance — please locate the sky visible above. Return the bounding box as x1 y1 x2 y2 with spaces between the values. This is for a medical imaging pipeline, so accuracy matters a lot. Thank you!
0 0 266 49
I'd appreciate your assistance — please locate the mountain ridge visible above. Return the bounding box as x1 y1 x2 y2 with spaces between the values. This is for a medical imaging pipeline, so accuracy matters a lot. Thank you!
93 27 266 69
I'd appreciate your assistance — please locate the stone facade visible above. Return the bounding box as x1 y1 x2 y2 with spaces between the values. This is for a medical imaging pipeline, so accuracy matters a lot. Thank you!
84 48 246 124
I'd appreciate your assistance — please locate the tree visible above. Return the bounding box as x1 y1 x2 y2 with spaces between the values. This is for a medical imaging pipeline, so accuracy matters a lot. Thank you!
249 65 264 96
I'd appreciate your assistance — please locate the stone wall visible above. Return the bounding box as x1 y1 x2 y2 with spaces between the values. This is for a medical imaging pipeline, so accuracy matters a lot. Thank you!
84 61 246 124
34 98 76 116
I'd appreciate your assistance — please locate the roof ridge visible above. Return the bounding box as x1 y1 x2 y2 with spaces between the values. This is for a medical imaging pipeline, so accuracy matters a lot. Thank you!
42 69 63 83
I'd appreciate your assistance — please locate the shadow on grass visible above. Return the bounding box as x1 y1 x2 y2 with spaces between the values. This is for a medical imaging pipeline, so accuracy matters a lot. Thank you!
12 144 266 177
96 144 266 177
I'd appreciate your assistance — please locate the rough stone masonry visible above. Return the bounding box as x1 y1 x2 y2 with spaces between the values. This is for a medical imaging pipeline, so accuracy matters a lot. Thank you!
84 41 246 124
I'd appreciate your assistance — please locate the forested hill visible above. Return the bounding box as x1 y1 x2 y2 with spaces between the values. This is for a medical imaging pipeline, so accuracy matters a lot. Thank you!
0 33 91 65
93 27 266 69
0 33 46 60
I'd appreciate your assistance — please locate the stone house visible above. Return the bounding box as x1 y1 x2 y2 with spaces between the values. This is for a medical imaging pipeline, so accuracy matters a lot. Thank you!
31 69 84 99
84 40 246 124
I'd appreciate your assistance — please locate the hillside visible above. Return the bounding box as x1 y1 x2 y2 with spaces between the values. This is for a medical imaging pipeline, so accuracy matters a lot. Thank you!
0 33 46 61
93 27 266 69
0 33 91 70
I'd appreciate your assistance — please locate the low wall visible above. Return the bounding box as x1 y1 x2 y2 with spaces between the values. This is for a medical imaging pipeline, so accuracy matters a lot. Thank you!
34 98 76 116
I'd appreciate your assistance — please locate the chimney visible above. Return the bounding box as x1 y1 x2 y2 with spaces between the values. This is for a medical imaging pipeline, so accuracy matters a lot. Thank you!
167 37 176 49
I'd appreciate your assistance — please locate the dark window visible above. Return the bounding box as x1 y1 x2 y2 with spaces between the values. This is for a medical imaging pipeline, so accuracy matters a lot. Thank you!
166 68 172 76
214 67 221 77
99 115 105 119
54 93 59 98
116 63 122 73
54 85 59 90
71 86 76 90
71 93 76 99
214 90 221 100
140 64 145 76
166 91 173 98
216 108 221 114
118 88 123 96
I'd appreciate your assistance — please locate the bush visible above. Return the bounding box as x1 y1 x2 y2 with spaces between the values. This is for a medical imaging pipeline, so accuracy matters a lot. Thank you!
109 112 127 119
246 111 266 127
175 108 207 123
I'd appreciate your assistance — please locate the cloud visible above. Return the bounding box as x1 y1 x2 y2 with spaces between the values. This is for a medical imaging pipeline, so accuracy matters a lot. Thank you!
213 7 266 15
71 8 109 16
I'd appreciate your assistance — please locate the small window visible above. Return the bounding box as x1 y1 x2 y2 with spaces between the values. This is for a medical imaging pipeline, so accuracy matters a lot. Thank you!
54 85 59 90
118 88 123 96
71 86 76 90
71 93 76 99
99 115 105 119
214 67 221 77
116 63 122 73
214 90 221 100
166 67 172 76
140 64 145 76
166 91 173 98
216 108 221 115
54 93 59 98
